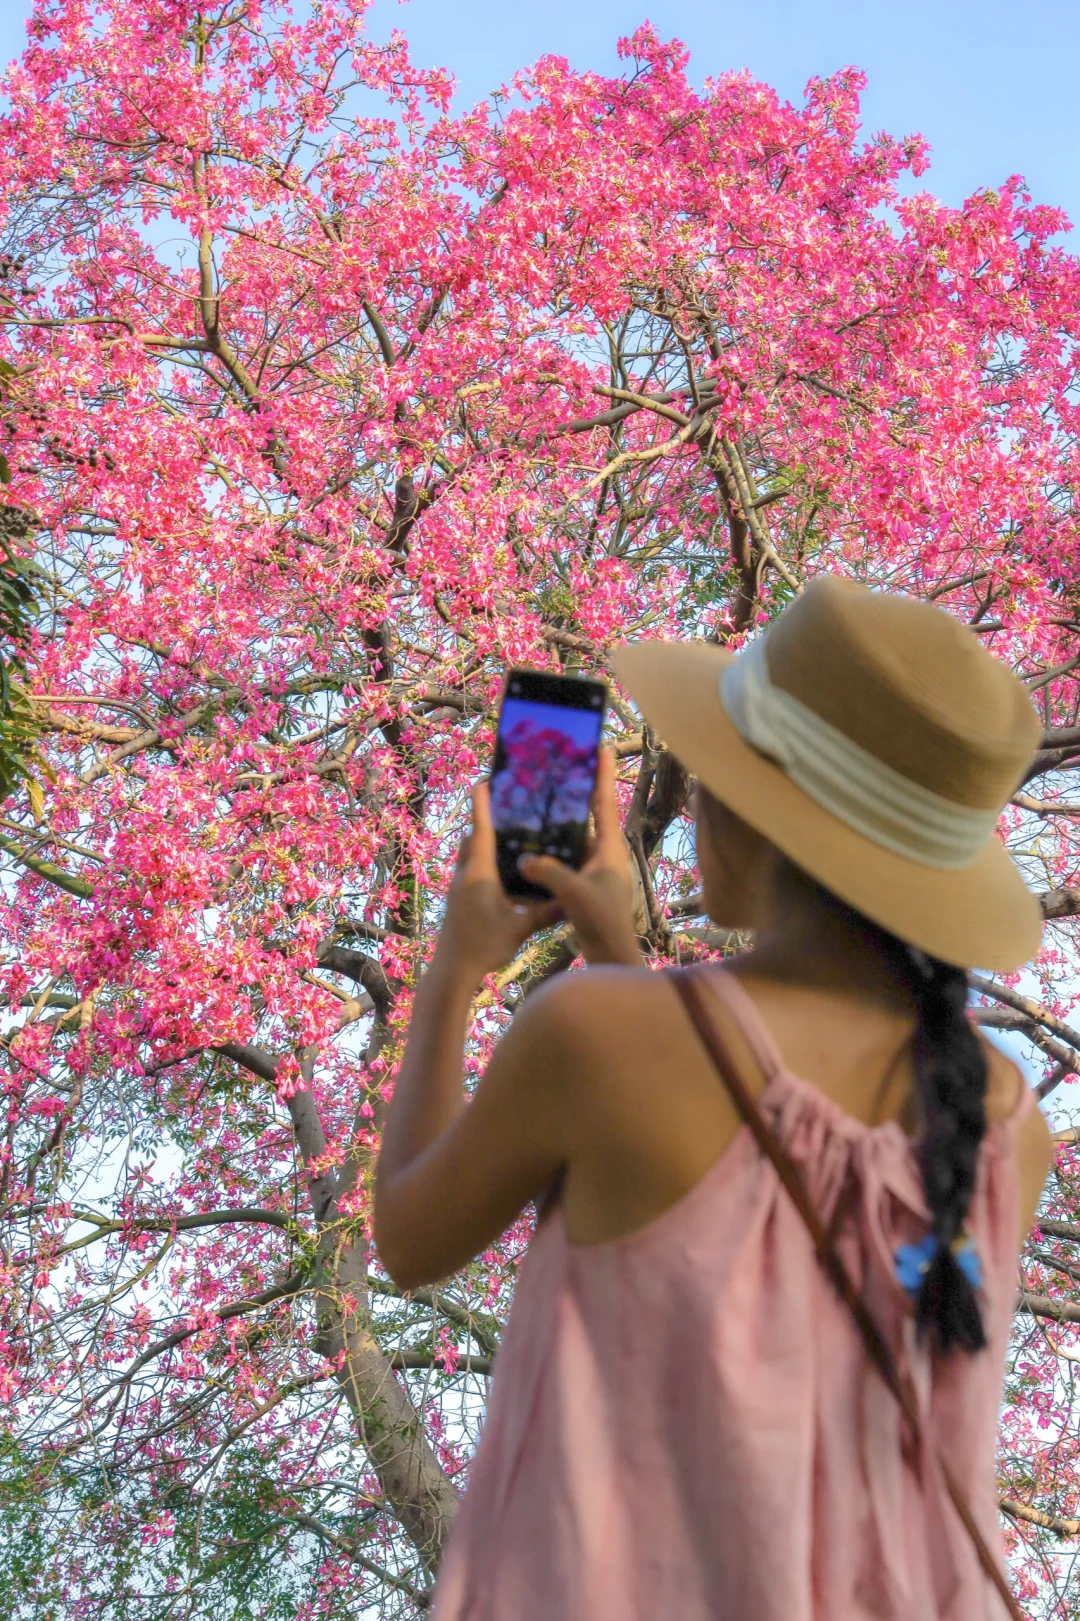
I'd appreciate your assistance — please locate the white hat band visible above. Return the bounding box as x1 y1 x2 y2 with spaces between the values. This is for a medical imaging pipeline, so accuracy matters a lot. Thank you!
720 637 1001 870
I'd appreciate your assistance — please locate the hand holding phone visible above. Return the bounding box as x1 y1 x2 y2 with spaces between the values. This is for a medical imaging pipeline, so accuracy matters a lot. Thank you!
437 746 639 984
516 748 642 967
436 781 564 984
489 667 640 966
431 670 639 985
490 668 607 898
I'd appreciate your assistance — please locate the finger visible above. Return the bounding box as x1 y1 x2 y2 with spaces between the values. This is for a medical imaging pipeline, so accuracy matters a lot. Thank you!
498 898 564 961
517 853 578 900
518 899 564 934
591 748 624 858
466 781 498 878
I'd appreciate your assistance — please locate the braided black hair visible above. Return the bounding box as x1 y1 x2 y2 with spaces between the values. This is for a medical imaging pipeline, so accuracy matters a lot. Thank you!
891 941 989 1353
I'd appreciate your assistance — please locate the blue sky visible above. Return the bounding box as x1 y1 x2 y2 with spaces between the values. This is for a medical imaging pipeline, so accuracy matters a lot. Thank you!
2 0 1079 228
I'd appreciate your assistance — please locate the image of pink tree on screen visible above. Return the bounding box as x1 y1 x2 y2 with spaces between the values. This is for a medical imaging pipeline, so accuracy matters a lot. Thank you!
491 719 598 847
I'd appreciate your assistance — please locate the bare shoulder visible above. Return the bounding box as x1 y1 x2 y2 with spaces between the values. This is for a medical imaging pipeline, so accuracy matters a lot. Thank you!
522 962 674 1048
507 966 686 1150
516 964 700 1101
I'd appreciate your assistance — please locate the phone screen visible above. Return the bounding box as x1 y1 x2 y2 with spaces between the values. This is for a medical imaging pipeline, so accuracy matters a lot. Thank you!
490 669 607 898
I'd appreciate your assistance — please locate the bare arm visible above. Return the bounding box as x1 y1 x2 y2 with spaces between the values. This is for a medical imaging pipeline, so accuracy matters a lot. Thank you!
374 973 578 1289
374 753 638 1289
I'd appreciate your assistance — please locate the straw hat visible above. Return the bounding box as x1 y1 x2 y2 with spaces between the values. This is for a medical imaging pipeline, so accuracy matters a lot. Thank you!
610 576 1043 971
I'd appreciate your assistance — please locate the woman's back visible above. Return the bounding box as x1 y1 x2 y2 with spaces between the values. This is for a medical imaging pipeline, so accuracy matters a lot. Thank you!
433 968 1037 1621
537 961 1046 1253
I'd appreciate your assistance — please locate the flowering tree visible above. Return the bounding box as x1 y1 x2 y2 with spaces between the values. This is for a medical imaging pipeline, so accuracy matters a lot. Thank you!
0 0 1079 1613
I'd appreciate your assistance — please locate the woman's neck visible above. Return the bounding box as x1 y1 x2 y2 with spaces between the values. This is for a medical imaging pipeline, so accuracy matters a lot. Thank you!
733 880 917 1014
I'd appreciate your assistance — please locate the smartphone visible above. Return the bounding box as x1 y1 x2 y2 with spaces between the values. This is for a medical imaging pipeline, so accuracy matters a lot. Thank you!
490 668 608 899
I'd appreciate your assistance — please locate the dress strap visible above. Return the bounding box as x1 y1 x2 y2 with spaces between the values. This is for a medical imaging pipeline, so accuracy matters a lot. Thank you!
697 968 787 1083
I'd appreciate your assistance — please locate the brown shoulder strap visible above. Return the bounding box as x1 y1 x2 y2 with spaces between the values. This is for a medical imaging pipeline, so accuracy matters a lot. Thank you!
670 968 1026 1621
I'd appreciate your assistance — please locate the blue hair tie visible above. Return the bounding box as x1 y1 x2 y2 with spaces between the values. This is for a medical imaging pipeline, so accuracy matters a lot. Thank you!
895 1232 983 1298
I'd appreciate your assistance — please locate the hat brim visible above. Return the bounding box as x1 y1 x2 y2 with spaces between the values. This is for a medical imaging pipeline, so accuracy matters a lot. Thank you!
610 639 1043 973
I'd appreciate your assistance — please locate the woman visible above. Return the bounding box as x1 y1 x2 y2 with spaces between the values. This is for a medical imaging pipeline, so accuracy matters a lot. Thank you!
374 575 1053 1620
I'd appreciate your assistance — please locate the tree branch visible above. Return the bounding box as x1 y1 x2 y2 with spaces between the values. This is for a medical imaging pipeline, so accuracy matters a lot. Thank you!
1001 1497 1080 1538
970 974 1080 1052
215 1041 280 1085
366 1274 501 1359
97 1267 311 1401
80 695 223 785
1039 887 1080 923
1017 1293 1080 1323
390 1348 491 1375
0 830 94 897
1040 1221 1080 1243
58 1207 292 1255
361 301 396 368
316 944 393 1017
287 1512 433 1607
1023 748 1080 785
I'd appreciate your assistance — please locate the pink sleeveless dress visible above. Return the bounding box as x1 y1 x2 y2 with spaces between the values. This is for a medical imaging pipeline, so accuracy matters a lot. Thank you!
432 971 1029 1621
